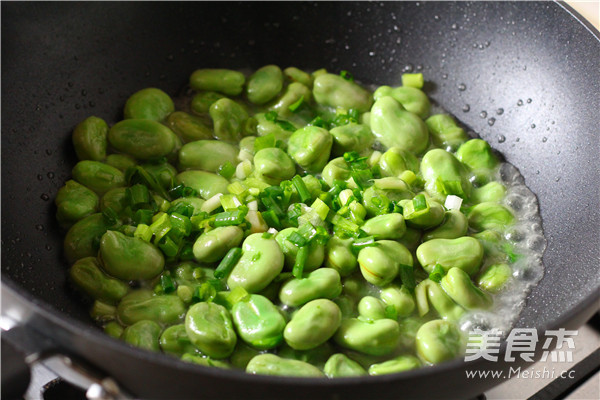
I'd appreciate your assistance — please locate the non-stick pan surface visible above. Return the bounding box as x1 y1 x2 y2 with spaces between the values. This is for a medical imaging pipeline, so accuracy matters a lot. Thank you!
2 2 599 399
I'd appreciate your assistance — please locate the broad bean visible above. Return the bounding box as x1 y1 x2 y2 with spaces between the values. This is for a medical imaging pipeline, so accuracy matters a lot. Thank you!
64 213 113 264
123 88 174 121
167 111 214 142
313 73 373 112
370 96 429 154
254 148 296 185
227 233 284 293
72 116 108 161
373 86 430 119
275 228 325 272
279 268 342 307
284 299 341 350
55 180 99 227
191 91 226 115
287 126 333 173
324 236 358 277
189 69 245 96
246 65 283 105
334 317 400 356
468 202 514 232
193 226 244 263
246 354 324 377
415 319 463 364
69 257 129 304
330 123 374 157
72 161 125 195
380 285 415 318
368 355 421 375
159 324 198 356
117 289 186 325
477 263 512 293
108 119 178 160
416 237 484 276
323 353 367 377
122 320 162 351
179 140 237 172
100 230 165 280
232 294 286 350
175 170 229 200
425 114 469 151
358 240 412 287
422 209 468 241
185 302 237 359
420 148 472 201
378 147 420 178
209 98 250 143
360 213 406 240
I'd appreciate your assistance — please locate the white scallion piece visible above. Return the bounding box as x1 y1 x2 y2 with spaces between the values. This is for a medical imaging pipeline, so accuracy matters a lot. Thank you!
444 195 463 211
247 200 258 211
368 150 382 167
267 227 279 235
201 193 223 213
339 188 354 206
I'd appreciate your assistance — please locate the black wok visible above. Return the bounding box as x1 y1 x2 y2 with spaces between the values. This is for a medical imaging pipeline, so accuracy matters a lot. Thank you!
2 2 599 399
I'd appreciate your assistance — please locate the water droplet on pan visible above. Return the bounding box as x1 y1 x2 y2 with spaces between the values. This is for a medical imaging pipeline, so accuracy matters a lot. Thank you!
517 99 523 106
458 83 466 91
488 118 496 126
462 104 470 112
497 135 506 143
496 108 504 115
479 111 488 118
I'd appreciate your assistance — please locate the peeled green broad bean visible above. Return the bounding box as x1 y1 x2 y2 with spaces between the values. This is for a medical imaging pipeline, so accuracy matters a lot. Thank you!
72 160 125 195
72 116 108 161
468 202 514 232
189 69 245 96
279 268 342 307
90 300 116 322
175 170 229 200
159 324 198 356
232 294 286 350
122 320 162 351
246 354 324 377
334 317 400 356
64 213 113 264
416 237 483 276
254 148 296 185
478 263 512 293
268 82 312 117
321 157 351 187
124 88 174 121
380 285 415 318
471 182 507 204
104 321 124 339
227 233 284 293
99 187 128 216
415 319 463 364
230 342 261 370
323 353 367 377
55 180 99 227
108 119 177 160
191 91 226 115
246 65 283 105
422 209 468 241
373 86 431 119
69 257 129 303
255 113 294 144
325 236 358 277
358 240 413 287
105 154 137 172
420 148 472 201
179 140 237 172
99 230 165 280
284 67 313 87
334 295 357 318
425 114 469 151
193 226 244 263
167 111 214 142
141 162 177 189
361 213 406 240
456 139 499 171
275 228 325 272
313 73 373 112
368 355 422 375
284 299 341 350
117 289 186 325
287 126 333 173
370 96 429 154
378 147 420 178
209 98 250 143
185 302 237 359
357 296 387 321
440 267 492 310
414 280 464 321
330 123 374 157
181 353 230 369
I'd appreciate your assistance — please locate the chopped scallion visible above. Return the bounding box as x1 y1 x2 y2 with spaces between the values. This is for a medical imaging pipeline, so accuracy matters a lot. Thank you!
292 246 309 278
214 247 242 279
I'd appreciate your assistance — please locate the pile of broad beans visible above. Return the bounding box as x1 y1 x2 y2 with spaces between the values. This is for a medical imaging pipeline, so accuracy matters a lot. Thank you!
57 65 519 377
